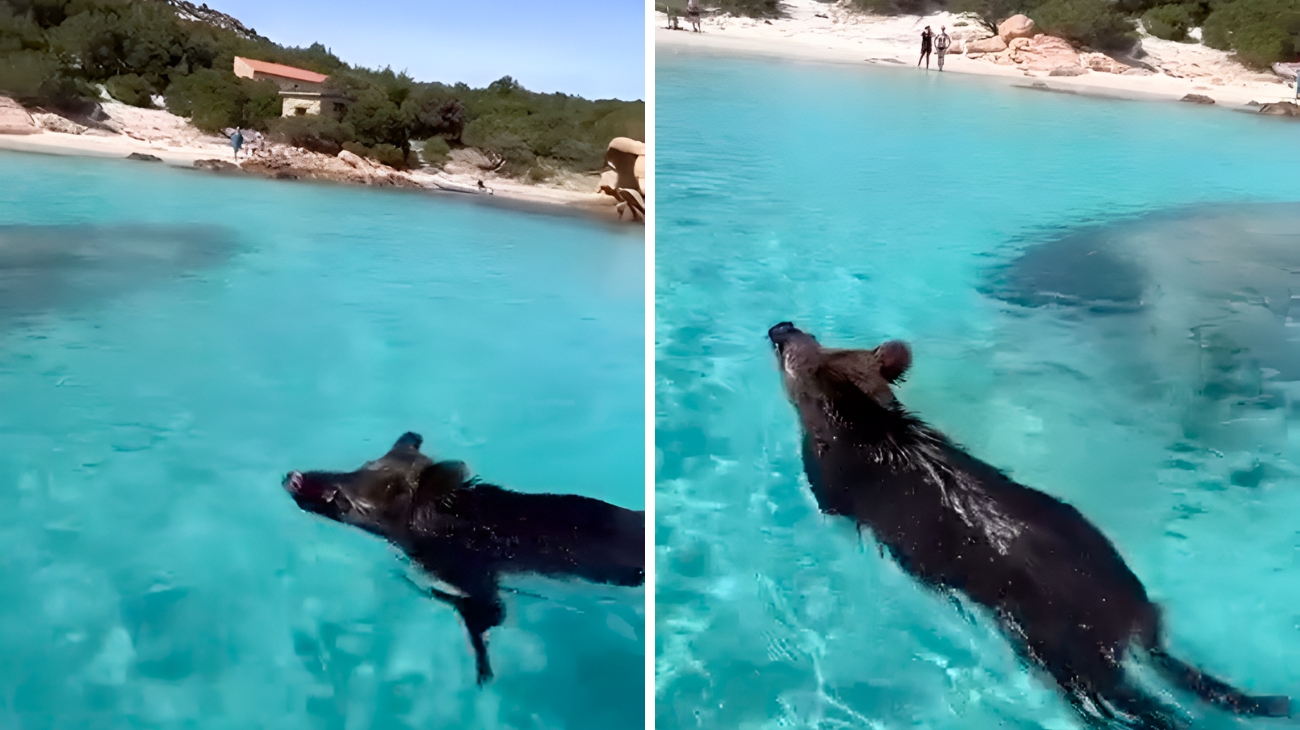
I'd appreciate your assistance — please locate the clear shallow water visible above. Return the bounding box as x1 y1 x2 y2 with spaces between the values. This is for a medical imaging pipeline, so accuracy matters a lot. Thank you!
0 151 644 729
655 51 1300 730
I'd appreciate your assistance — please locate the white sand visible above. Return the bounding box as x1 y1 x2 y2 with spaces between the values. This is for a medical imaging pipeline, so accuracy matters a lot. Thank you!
657 0 1298 107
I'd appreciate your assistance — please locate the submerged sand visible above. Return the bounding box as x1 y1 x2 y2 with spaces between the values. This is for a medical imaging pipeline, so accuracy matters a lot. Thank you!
657 0 1297 108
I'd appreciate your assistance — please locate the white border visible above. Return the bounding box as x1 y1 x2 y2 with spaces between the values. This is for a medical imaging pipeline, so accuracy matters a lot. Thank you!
643 0 656 725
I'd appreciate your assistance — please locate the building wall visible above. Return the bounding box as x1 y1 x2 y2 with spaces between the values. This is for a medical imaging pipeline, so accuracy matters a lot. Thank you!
258 74 326 95
282 97 322 117
280 96 349 119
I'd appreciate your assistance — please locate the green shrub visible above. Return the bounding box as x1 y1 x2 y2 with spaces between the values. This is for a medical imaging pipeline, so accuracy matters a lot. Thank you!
0 4 45 54
268 114 350 154
1142 3 1196 39
551 138 602 169
419 136 451 166
367 143 406 168
165 69 280 132
0 49 61 99
1203 0 1300 67
105 73 154 107
1033 0 1140 50
342 87 411 148
587 102 646 143
850 0 933 14
528 163 551 182
946 0 1027 33
405 91 466 142
341 140 408 169
461 120 537 177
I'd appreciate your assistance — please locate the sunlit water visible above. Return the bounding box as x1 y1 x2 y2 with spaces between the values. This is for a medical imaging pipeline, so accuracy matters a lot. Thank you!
0 150 644 730
655 50 1300 730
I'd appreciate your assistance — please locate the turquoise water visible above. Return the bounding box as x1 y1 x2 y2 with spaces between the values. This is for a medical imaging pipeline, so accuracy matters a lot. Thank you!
655 51 1300 730
0 151 644 729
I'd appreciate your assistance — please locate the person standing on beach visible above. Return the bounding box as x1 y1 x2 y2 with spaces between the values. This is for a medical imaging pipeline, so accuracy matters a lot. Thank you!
918 26 933 69
686 0 702 32
229 127 244 162
934 26 951 71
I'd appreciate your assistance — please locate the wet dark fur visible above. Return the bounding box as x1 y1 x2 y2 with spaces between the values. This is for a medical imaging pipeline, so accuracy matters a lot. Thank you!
284 432 644 684
768 322 1290 729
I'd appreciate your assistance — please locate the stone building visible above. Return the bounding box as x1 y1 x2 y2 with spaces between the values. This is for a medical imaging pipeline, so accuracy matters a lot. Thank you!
232 56 350 118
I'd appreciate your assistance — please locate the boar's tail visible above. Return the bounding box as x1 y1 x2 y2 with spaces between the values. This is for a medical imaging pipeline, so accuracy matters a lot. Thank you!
1148 647 1291 718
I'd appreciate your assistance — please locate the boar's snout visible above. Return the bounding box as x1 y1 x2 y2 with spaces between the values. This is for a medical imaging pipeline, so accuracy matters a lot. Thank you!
768 321 799 342
768 321 819 357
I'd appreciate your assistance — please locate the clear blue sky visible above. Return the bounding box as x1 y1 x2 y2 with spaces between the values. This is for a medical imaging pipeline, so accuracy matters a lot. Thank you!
208 0 645 101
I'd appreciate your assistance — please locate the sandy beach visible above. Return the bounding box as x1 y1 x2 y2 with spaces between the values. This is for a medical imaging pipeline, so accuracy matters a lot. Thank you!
0 99 624 220
657 0 1298 108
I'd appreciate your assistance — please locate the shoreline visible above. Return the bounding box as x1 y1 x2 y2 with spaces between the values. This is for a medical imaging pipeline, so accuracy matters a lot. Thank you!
655 2 1297 109
0 106 630 226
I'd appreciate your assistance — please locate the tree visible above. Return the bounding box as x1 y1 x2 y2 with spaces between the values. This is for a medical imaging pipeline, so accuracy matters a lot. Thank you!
342 86 412 149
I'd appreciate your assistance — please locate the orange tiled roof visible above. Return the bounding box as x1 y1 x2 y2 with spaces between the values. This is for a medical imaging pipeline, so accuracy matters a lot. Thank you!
234 56 329 84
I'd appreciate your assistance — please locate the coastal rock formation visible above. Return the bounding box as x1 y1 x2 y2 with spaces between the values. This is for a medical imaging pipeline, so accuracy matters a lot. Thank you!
1081 53 1132 74
239 145 422 188
1258 101 1300 116
1181 93 1216 104
338 149 367 168
0 97 39 135
96 101 228 147
127 153 163 162
1004 35 1079 73
1272 62 1300 81
1050 66 1088 76
164 0 263 40
441 147 505 176
32 113 87 135
599 137 645 223
966 36 1009 54
998 15 1037 43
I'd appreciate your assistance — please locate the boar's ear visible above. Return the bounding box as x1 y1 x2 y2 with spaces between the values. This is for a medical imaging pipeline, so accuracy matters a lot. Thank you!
875 341 911 383
415 460 470 501
391 432 424 453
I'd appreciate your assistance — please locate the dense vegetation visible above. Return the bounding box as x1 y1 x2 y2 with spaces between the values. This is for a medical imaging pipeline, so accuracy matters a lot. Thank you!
683 0 1298 65
0 0 644 176
660 0 783 19
945 0 1300 62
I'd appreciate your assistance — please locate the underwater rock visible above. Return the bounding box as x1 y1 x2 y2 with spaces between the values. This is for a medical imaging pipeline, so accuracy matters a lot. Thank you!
193 159 243 173
1258 101 1300 117
0 223 239 329
983 202 1300 454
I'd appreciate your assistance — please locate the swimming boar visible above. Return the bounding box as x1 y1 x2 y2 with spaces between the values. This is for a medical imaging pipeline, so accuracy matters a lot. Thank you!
767 322 1290 729
284 432 644 684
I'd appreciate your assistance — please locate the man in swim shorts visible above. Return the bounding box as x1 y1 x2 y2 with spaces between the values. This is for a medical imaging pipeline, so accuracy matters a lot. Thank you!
918 26 933 69
934 26 951 71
